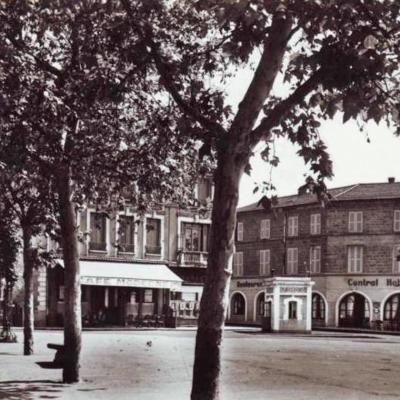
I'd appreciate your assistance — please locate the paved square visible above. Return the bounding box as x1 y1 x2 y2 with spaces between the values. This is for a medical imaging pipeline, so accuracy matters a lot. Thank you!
0 329 399 399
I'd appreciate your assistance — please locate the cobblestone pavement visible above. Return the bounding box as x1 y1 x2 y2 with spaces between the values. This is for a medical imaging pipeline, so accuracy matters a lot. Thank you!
1 329 400 400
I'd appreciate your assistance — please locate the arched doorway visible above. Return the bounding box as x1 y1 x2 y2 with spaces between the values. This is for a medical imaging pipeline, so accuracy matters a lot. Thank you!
312 293 326 327
339 292 370 328
383 293 400 331
230 292 246 320
255 292 265 322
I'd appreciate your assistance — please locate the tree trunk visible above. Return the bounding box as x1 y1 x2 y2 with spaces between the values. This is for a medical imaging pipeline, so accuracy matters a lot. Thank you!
55 166 82 383
191 153 244 400
190 11 293 399
22 228 34 355
2 280 9 329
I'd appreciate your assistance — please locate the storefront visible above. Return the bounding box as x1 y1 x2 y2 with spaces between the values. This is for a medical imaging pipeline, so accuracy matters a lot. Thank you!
227 277 314 333
313 275 400 330
228 275 400 331
46 260 182 327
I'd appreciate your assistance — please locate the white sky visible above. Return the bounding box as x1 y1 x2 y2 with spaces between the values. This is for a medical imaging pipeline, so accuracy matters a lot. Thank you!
225 65 400 207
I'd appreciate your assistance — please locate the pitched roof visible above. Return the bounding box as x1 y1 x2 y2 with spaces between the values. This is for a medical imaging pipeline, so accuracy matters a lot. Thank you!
238 182 400 213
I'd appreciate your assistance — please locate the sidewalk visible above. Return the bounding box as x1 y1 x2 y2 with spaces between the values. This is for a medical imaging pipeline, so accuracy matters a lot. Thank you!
1 329 400 400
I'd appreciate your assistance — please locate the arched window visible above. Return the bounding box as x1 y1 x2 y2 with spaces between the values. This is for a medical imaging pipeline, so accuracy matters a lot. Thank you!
256 292 265 317
231 293 245 316
312 293 326 320
384 294 400 321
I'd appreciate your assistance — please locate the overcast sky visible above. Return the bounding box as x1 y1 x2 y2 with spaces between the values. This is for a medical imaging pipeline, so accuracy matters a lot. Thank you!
239 118 400 206
225 65 400 207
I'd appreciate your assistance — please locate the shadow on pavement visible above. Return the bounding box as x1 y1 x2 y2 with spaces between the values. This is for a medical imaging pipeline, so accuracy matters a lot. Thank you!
0 380 63 400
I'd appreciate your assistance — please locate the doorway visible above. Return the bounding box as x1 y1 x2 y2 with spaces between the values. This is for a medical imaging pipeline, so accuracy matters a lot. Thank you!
339 292 370 328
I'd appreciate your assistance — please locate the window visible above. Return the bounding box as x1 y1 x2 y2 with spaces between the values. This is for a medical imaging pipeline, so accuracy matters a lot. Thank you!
197 178 213 203
286 247 298 274
233 252 243 276
256 293 265 317
231 293 245 315
237 222 244 241
144 289 154 303
81 286 88 302
384 294 400 321
260 219 271 239
312 293 325 320
394 210 400 232
348 245 363 273
259 249 270 276
146 218 161 254
118 215 135 253
58 285 64 301
349 211 363 233
183 223 209 252
310 246 321 273
129 290 137 304
310 213 321 235
90 212 107 251
393 245 400 273
288 216 298 237
264 301 272 318
288 301 297 319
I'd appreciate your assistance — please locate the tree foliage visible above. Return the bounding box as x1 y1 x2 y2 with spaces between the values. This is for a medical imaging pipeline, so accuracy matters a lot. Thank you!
110 2 400 399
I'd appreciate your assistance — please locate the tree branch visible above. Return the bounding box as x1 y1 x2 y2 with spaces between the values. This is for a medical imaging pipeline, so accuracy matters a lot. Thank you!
6 33 63 78
229 8 293 143
249 69 325 148
120 0 226 138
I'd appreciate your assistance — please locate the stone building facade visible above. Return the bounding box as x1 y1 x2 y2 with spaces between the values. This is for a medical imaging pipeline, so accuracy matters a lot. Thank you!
34 178 213 327
227 180 400 331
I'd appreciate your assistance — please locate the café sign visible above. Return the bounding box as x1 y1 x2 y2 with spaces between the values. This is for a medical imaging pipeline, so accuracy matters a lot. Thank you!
80 275 181 290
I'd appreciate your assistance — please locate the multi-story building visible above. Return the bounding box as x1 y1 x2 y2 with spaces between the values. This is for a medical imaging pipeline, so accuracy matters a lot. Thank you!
34 178 213 327
227 179 400 331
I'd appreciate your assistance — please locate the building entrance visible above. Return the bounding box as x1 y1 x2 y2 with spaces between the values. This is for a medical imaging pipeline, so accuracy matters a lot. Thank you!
339 293 370 328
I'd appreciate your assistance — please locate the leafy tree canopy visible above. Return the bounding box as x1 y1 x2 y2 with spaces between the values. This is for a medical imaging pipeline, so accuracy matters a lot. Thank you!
114 0 400 200
0 0 204 211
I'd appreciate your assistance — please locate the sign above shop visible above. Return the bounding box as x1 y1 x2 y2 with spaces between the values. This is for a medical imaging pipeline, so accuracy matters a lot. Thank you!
348 278 400 288
236 280 264 288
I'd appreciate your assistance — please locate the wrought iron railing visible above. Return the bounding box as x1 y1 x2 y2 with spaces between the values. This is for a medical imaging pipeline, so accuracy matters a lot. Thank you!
145 245 162 255
89 242 107 251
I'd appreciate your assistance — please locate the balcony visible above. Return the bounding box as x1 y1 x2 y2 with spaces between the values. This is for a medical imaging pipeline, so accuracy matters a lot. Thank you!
178 251 208 267
145 245 162 255
119 243 135 253
89 242 107 252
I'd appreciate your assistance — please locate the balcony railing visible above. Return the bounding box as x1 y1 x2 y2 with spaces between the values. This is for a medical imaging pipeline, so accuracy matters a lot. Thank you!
145 245 162 255
178 251 208 267
119 243 135 253
89 242 107 251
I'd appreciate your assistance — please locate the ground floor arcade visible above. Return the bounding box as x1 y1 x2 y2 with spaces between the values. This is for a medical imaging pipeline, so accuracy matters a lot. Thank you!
227 275 400 331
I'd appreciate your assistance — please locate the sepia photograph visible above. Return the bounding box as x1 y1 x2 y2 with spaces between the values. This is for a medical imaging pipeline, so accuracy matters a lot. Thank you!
0 1 400 399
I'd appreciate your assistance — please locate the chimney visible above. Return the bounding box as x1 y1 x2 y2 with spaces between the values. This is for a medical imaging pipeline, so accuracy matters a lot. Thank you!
388 177 395 184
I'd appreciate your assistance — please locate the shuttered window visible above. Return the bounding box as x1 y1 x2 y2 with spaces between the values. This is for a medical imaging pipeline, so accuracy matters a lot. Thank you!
259 249 270 275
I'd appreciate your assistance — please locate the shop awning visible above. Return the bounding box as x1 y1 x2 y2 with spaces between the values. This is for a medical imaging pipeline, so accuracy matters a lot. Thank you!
56 260 182 291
